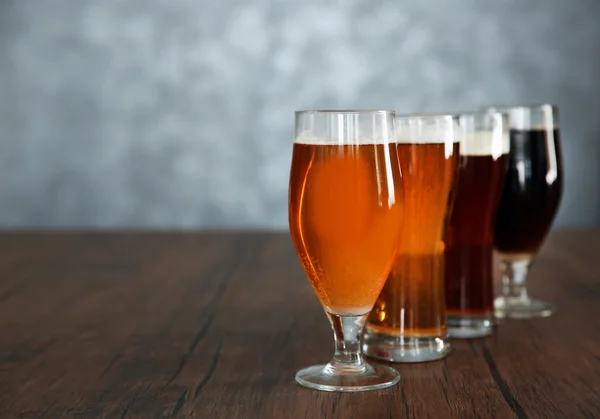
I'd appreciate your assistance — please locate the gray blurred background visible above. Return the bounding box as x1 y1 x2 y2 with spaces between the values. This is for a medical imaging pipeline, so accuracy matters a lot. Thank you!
0 0 599 229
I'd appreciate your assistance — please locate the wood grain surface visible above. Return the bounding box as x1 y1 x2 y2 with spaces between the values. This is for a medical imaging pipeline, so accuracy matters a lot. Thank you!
0 231 598 418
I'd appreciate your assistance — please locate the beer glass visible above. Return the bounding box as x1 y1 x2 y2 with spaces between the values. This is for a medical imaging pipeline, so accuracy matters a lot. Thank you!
444 112 509 338
485 104 563 318
363 114 459 363
289 110 403 391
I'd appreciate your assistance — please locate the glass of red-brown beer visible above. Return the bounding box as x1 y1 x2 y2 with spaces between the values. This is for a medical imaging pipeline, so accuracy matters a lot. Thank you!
444 111 509 338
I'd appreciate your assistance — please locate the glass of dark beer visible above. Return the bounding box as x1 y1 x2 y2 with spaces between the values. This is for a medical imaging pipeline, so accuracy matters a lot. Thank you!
444 112 509 338
364 114 459 362
484 104 563 318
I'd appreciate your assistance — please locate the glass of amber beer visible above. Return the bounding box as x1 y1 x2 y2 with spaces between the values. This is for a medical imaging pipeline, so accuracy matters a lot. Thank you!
485 104 563 318
444 112 509 338
363 114 459 363
289 110 403 391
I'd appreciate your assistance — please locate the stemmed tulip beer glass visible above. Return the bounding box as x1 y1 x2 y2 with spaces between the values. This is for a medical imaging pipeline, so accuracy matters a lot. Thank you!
486 104 563 318
288 110 404 392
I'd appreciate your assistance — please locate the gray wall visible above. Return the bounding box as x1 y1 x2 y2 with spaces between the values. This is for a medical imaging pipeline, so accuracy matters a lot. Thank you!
0 0 599 228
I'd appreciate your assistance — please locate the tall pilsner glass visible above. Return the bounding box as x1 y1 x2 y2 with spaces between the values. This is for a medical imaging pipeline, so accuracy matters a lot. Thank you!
444 112 509 338
483 104 563 318
363 114 459 363
289 110 403 391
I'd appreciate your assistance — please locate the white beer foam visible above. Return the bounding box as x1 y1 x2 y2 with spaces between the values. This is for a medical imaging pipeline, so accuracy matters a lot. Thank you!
395 131 459 145
511 123 560 131
294 134 394 145
460 130 510 157
395 119 460 145
517 125 559 131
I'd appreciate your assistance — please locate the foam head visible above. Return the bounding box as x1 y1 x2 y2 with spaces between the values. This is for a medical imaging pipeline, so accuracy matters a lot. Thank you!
295 110 396 145
395 114 459 145
456 112 509 157
459 130 510 157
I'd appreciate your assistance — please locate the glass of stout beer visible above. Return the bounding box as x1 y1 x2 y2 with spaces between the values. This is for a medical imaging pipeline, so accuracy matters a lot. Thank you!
364 114 459 362
444 112 509 338
289 110 404 391
484 104 563 318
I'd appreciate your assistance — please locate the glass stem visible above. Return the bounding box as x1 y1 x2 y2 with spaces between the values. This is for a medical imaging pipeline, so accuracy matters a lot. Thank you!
500 258 532 302
325 313 368 374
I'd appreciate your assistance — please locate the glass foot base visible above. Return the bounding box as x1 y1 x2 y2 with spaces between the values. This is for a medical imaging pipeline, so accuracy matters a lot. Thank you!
494 296 555 319
362 331 450 363
447 315 494 339
295 363 400 392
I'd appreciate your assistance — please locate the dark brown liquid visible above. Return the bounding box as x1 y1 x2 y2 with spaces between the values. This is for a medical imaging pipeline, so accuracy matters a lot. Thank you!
445 154 508 316
494 129 563 255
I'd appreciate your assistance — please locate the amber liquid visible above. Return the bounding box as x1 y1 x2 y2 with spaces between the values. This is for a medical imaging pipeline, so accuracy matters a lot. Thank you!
445 154 508 317
494 129 563 257
288 142 404 315
367 142 459 337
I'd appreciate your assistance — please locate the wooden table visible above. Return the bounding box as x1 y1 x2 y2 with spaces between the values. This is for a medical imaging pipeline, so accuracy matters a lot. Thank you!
0 231 598 418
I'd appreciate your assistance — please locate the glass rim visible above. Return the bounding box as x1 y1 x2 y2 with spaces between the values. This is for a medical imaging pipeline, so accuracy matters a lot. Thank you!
451 110 505 117
394 112 455 122
295 109 395 115
400 110 508 119
482 103 558 113
482 103 559 129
